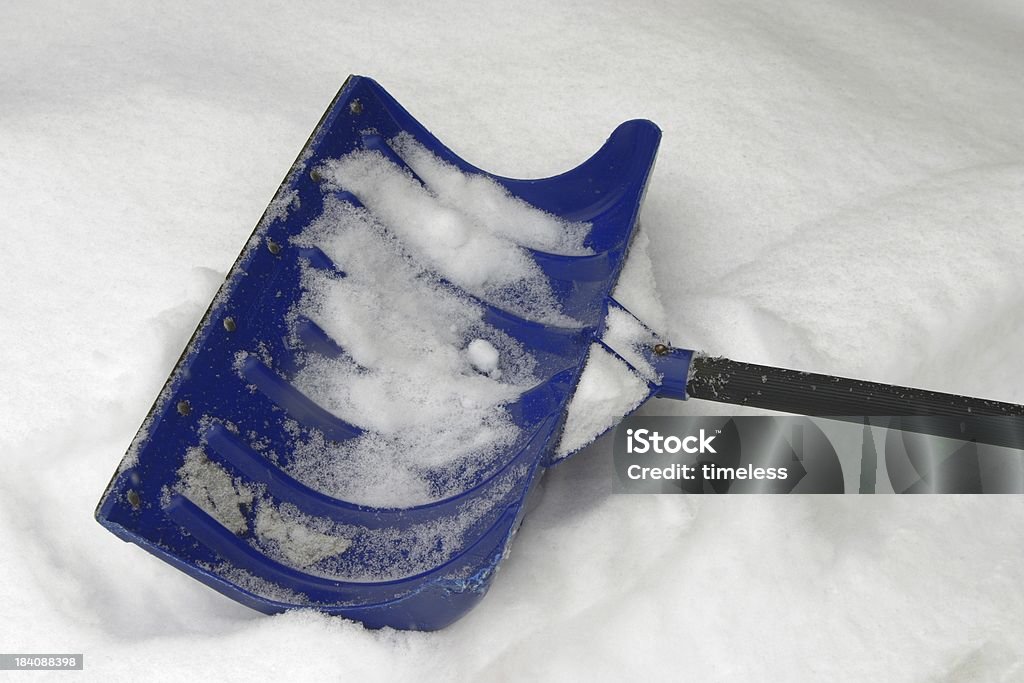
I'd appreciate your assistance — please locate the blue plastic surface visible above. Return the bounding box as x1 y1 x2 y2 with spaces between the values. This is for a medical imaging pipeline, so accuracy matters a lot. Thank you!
94 75 686 630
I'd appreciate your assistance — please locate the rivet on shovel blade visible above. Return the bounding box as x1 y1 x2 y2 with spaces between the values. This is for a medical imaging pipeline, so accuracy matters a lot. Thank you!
223 317 237 332
126 490 141 510
177 400 191 416
653 344 669 356
267 240 282 255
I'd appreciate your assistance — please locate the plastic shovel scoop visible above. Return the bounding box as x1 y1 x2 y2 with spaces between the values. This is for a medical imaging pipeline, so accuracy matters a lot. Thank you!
96 76 1024 630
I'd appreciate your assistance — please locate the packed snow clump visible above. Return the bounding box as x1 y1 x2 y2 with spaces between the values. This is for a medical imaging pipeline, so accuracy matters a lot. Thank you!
389 132 592 255
317 137 588 327
467 339 501 378
556 344 651 457
253 503 353 568
174 448 254 535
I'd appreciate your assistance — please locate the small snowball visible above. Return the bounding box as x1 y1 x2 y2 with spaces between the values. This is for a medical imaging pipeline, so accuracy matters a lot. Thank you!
468 339 501 378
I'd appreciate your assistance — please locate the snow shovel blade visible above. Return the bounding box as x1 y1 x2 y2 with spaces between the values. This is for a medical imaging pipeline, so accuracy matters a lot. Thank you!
95 75 666 630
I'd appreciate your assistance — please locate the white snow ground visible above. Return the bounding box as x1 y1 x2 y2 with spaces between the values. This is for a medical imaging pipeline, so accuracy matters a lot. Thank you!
2 1 1024 680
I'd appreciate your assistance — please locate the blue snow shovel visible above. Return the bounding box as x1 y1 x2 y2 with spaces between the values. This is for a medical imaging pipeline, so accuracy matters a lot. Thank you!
96 76 1024 630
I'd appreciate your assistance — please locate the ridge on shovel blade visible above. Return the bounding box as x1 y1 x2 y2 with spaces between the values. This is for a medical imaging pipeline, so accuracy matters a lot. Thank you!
95 75 668 630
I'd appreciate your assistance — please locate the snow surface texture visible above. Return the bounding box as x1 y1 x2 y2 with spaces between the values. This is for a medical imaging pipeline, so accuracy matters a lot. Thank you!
3 2 1024 681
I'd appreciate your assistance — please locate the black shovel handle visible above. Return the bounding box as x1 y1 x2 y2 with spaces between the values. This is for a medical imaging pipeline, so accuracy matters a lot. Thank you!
686 355 1024 418
652 349 1024 450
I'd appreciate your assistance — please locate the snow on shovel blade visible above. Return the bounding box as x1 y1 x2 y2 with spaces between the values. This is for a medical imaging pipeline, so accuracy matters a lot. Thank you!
94 75 675 630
